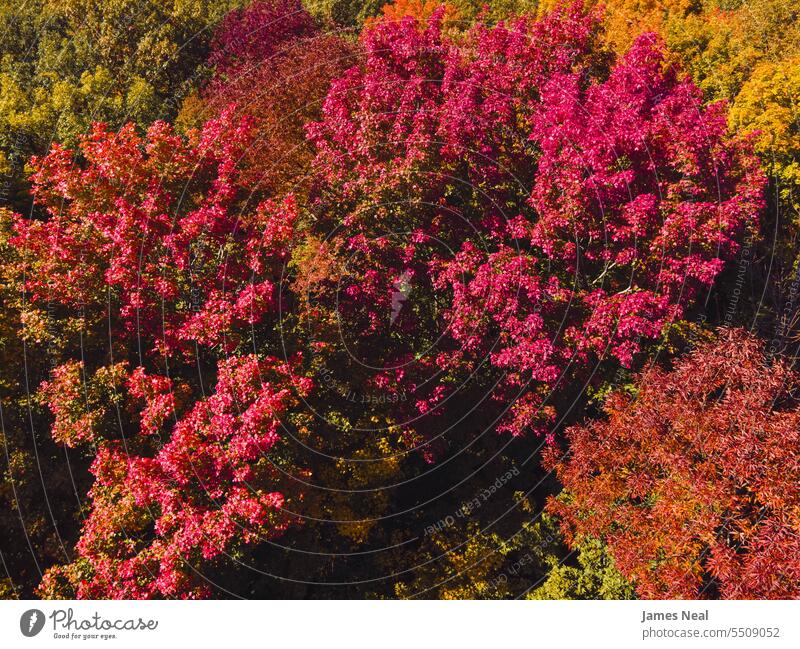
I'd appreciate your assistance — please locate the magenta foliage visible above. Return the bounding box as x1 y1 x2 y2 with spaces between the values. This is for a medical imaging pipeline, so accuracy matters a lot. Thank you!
306 4 765 439
22 109 312 598
208 0 317 76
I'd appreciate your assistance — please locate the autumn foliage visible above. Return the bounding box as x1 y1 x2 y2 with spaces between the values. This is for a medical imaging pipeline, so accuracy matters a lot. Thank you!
305 4 763 442
12 111 314 598
0 0 793 601
13 112 299 356
184 0 360 195
39 355 310 599
547 330 800 599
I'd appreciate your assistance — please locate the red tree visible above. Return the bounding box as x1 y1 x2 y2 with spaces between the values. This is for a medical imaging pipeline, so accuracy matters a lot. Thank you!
207 0 317 75
546 330 800 599
304 4 765 441
191 0 360 195
11 3 769 598
14 110 298 356
14 111 314 598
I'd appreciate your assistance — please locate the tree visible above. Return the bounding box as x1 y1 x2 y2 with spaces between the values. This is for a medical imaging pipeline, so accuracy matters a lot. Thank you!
593 0 800 325
528 535 636 600
0 0 265 595
178 0 361 197
729 58 800 221
0 0 242 210
2 2 769 600
38 354 311 598
547 329 800 599
9 110 315 598
304 3 763 443
391 504 634 599
302 0 384 27
0 209 95 599
276 5 762 599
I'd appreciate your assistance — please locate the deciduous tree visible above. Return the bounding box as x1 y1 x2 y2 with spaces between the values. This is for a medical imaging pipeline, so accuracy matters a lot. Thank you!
547 330 800 599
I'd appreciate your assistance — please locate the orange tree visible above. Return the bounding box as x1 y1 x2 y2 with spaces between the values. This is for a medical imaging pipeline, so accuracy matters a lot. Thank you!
547 329 800 599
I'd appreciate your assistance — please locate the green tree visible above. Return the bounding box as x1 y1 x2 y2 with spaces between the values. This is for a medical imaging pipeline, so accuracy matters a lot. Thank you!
0 0 241 208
